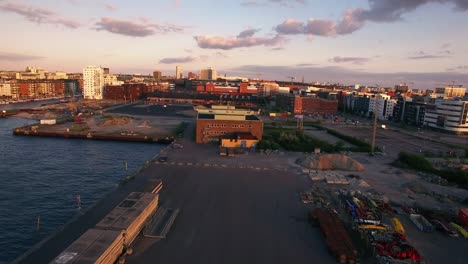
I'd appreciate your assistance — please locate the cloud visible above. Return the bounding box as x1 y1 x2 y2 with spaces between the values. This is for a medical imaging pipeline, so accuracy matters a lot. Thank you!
297 63 316 67
237 28 260 38
447 65 468 71
275 1 468 38
103 3 118 11
241 1 266 7
194 30 287 50
0 51 45 61
241 0 305 8
358 0 468 22
330 56 370 65
229 64 468 88
305 19 336 36
94 17 185 37
408 55 449 60
159 56 197 64
274 19 305 34
0 1 81 28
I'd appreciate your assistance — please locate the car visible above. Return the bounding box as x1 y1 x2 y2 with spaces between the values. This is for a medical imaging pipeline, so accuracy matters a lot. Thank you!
172 143 183 149
158 156 168 162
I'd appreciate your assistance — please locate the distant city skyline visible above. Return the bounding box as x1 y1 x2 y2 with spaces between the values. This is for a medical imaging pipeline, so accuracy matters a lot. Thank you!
1 0 468 88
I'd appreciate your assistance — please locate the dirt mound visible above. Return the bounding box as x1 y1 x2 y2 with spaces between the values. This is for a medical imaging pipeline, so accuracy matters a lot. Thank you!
297 154 365 171
100 116 132 126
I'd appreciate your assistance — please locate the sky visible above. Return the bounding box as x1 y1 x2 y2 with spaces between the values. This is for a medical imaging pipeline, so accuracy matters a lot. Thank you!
0 0 468 88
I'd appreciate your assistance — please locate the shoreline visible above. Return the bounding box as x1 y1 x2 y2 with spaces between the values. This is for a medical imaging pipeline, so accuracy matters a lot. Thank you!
12 142 172 264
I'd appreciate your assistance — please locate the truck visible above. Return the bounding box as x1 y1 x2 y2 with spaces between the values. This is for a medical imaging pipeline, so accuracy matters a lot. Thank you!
409 214 434 232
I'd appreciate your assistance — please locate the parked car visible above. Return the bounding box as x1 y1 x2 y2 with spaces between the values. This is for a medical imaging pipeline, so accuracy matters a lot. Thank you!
172 143 183 149
158 156 168 163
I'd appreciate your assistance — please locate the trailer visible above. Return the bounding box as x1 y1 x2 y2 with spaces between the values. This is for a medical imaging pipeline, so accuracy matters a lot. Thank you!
409 214 434 232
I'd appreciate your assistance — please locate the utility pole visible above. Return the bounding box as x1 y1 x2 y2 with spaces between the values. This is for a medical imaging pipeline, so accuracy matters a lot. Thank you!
371 93 379 155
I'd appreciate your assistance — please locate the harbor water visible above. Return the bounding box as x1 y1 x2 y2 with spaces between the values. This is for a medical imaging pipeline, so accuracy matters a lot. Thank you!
0 117 164 263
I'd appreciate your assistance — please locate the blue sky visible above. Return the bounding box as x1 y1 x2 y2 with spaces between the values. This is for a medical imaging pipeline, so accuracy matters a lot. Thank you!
1 0 468 88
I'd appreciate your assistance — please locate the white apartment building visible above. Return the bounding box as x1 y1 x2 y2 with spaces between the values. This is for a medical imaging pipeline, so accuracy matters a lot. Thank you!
0 82 12 97
83 66 104 100
104 74 123 86
424 99 468 134
368 94 397 120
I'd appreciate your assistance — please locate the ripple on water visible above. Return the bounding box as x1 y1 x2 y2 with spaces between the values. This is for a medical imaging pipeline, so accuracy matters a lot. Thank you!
0 117 163 263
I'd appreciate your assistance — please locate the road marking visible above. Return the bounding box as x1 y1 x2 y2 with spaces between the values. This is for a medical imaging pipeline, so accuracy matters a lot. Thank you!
187 163 193 166
177 162 184 166
203 163 210 167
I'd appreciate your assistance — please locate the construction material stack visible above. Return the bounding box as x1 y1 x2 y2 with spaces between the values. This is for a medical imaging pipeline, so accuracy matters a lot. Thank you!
371 231 422 263
96 192 159 246
51 229 124 264
342 193 382 225
310 208 357 264
51 191 160 264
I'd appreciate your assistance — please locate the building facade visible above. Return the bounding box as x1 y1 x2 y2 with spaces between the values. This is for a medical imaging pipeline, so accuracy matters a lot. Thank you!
153 71 162 80
83 66 104 100
200 67 217 80
176 66 183 79
368 94 397 120
276 94 338 115
424 99 468 134
195 105 263 144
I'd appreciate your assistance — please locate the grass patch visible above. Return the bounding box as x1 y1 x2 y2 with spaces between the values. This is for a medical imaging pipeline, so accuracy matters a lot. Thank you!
259 126 343 152
393 151 468 189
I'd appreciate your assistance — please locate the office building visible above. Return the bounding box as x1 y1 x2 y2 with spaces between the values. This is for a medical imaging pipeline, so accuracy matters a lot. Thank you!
153 71 162 80
424 99 468 134
200 67 217 80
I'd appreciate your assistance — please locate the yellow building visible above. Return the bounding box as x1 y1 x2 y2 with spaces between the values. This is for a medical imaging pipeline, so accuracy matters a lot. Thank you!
220 133 259 148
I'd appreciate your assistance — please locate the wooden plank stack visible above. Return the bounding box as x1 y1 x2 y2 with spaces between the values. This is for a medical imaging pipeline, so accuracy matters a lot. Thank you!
50 229 124 264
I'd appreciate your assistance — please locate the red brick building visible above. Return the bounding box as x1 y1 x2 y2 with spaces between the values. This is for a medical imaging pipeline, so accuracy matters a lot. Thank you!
104 84 149 100
195 82 257 95
196 114 263 144
276 94 338 115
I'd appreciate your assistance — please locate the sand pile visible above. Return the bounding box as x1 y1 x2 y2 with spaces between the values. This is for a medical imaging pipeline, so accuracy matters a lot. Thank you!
297 154 365 171
100 116 132 126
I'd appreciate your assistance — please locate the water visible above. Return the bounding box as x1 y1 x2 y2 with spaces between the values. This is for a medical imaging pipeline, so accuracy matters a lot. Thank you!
0 117 163 263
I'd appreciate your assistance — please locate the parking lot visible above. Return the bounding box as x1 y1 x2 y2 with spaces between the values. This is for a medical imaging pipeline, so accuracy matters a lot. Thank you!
127 164 335 264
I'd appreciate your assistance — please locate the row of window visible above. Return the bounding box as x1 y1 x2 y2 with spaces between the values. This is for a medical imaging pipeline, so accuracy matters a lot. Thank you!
206 124 253 128
205 131 227 135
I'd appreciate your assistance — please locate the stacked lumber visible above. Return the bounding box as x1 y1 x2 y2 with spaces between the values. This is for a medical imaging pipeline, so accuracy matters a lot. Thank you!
51 229 124 264
96 192 159 246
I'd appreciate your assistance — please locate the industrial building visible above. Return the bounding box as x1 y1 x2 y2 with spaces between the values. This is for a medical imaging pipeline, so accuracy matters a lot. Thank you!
195 105 263 144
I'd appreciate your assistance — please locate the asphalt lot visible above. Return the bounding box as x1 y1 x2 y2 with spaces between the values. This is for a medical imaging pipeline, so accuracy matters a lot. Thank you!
127 165 335 264
107 103 195 117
